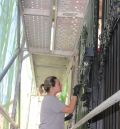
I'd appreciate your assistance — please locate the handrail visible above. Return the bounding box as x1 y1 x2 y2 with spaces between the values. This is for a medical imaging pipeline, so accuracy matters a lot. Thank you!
71 90 120 129
0 104 19 128
0 49 20 82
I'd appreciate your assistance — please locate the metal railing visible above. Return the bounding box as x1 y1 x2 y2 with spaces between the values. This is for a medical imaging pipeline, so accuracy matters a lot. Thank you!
71 90 120 129
0 104 19 129
0 49 20 82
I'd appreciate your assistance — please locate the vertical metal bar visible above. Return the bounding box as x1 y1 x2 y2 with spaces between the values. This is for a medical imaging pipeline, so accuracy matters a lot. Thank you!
103 69 105 129
115 21 119 129
114 22 117 128
104 41 108 129
115 20 119 129
102 0 105 29
91 64 97 129
10 1 25 128
108 43 111 129
109 35 113 129
118 20 120 129
17 0 21 126
89 66 93 129
111 26 114 129
10 37 25 128
117 20 120 90
113 20 117 129
11 0 21 119
106 47 109 129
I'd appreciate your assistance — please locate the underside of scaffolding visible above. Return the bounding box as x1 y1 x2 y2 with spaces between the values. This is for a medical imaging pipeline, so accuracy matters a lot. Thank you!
0 0 120 129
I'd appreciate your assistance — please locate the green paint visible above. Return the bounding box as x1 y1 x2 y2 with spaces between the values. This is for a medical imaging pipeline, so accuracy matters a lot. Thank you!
60 79 68 102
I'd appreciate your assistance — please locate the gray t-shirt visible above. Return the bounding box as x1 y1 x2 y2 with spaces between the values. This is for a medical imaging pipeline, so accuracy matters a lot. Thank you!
39 95 65 129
